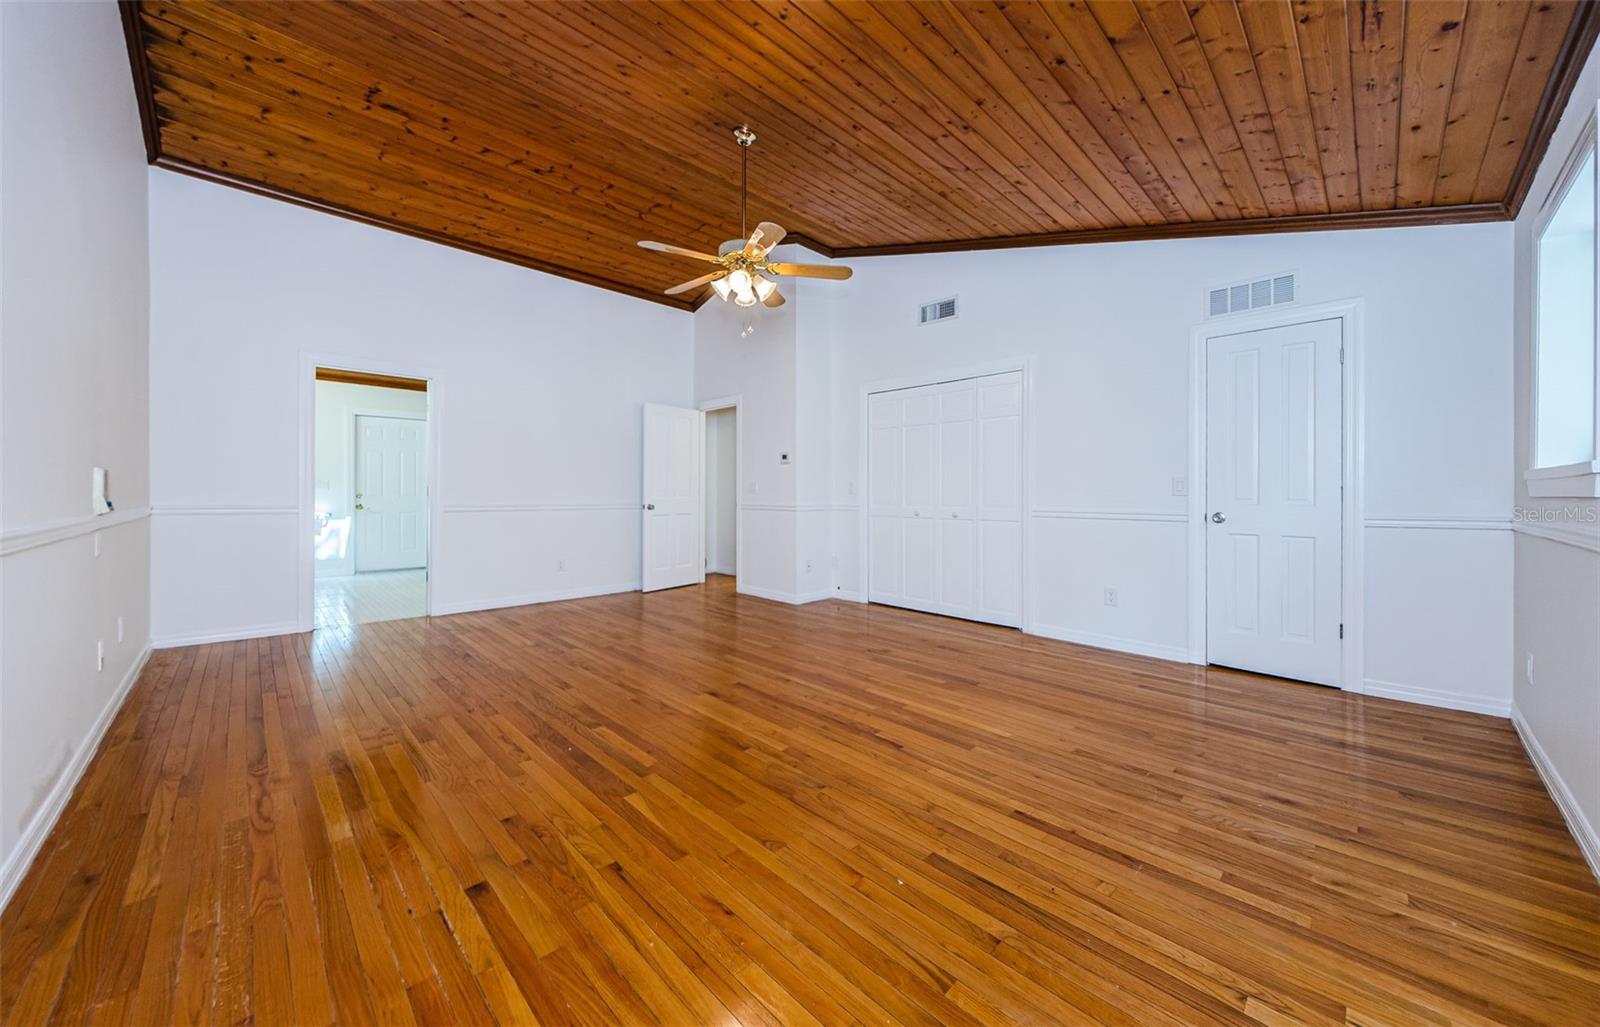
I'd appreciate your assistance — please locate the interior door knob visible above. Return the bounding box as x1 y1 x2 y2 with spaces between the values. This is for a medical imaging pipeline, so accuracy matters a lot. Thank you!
1212 511 1226 523
645 503 655 510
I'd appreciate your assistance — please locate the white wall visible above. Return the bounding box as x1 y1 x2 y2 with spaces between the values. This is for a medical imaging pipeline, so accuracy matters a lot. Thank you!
699 221 1516 712
0 1 152 899
1511 41 1600 878
149 170 693 643
313 380 429 577
694 277 798 599
705 407 736 574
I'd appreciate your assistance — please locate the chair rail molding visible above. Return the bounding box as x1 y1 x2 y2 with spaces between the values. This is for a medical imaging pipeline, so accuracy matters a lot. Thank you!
0 506 151 557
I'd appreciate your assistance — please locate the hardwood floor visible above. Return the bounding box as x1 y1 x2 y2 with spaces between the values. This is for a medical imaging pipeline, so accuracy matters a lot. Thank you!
4 575 1597 1025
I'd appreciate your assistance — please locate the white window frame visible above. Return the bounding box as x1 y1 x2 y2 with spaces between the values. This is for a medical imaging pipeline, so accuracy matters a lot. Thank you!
1528 107 1600 498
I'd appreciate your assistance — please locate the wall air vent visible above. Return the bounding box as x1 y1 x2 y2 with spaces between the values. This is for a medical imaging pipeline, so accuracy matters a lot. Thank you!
918 296 958 325
1207 272 1297 318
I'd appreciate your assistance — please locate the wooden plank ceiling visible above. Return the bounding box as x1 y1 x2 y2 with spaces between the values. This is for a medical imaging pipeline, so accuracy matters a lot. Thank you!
124 1 1599 310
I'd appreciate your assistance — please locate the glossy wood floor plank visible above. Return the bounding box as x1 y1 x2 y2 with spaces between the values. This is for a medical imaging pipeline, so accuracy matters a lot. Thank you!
4 575 1598 1025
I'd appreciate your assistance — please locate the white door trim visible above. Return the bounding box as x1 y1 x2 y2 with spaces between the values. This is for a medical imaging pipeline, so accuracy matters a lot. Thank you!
857 357 1033 629
1187 299 1365 692
698 395 742 587
299 353 442 631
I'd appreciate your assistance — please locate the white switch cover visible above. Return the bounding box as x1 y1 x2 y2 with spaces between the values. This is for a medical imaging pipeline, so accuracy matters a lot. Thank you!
96 640 105 672
92 466 112 515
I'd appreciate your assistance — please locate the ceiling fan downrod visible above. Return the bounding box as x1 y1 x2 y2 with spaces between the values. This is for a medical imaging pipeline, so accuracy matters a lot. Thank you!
734 124 756 241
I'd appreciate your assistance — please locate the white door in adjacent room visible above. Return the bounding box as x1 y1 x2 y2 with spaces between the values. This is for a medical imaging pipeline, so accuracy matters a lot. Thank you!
1206 318 1343 686
354 414 428 572
868 370 1022 626
642 403 704 592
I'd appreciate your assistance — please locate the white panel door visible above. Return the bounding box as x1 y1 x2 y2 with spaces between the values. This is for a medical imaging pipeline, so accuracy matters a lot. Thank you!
867 393 904 600
975 374 1023 625
354 414 428 572
1206 319 1342 685
642 403 704 592
867 371 1022 627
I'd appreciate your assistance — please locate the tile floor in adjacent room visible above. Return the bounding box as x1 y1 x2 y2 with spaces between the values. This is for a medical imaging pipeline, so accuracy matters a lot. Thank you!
312 568 426 631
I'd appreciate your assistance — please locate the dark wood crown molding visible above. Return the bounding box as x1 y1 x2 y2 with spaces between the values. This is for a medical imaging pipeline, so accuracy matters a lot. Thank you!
1504 0 1600 219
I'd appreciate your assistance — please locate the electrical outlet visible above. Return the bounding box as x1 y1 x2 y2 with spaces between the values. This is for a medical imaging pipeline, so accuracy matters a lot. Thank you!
1526 652 1535 686
847 481 857 497
1171 477 1187 497
96 640 105 672
1103 588 1118 607
556 558 567 572
805 559 813 574
116 616 125 643
747 480 759 495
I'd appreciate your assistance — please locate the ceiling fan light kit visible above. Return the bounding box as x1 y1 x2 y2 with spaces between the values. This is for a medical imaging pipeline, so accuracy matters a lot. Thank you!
637 125 853 332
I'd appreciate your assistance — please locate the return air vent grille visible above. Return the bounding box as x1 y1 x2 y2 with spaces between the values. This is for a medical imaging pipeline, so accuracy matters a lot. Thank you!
918 296 958 325
1207 272 1296 318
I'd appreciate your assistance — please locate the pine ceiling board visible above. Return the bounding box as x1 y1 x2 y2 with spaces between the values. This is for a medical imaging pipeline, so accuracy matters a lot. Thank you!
1291 0 1364 214
1040 0 1221 222
953 2 1165 227
1473 0 1584 203
1234 0 1332 215
1395 2 1469 209
1347 0 1406 210
1130 0 1286 218
993 0 1189 223
122 0 1598 306
913 1 1148 227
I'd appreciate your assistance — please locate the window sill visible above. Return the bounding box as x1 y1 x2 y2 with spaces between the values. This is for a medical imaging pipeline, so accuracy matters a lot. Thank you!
1525 460 1600 498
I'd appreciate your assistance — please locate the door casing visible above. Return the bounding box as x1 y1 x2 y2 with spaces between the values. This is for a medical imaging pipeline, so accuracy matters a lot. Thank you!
698 395 741 588
298 353 441 632
1187 299 1365 692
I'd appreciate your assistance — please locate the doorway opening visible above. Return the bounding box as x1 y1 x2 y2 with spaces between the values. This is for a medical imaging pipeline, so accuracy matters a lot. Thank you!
312 367 431 630
704 405 738 586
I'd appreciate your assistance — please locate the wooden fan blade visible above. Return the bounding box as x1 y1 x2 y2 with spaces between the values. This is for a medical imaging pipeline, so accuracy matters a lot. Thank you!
767 262 853 280
746 221 787 255
664 270 727 296
638 240 722 263
762 287 786 307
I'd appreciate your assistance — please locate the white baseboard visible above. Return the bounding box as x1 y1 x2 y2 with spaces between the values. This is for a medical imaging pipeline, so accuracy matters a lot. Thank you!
153 621 304 648
1027 622 1191 663
0 644 152 911
735 584 835 605
707 564 736 576
1362 679 1511 718
1512 705 1600 884
832 588 866 603
431 580 640 616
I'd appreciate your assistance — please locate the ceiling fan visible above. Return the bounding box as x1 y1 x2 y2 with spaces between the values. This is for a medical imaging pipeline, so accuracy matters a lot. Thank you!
638 126 852 315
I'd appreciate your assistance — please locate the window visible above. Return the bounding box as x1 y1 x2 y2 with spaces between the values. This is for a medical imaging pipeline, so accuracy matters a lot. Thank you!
1530 113 1600 497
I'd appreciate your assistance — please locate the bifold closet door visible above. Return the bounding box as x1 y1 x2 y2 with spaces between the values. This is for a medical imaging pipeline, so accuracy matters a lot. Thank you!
868 371 1021 627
